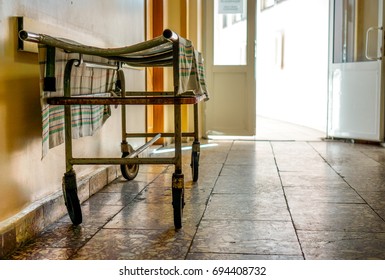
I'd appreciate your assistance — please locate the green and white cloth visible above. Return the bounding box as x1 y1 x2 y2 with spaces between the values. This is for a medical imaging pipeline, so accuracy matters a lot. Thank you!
177 37 209 99
38 45 116 157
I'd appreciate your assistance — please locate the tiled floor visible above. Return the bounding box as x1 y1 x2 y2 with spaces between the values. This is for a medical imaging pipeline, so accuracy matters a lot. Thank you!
5 135 385 260
2 114 385 260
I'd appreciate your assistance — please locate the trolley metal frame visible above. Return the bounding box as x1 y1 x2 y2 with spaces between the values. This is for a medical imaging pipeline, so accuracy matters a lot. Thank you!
19 29 206 229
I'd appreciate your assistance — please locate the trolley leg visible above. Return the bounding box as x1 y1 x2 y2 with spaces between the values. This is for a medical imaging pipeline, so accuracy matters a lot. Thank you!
118 69 127 146
62 59 82 225
172 173 184 229
191 141 200 182
116 69 140 180
193 103 200 142
172 103 185 229
191 103 200 182
118 69 129 156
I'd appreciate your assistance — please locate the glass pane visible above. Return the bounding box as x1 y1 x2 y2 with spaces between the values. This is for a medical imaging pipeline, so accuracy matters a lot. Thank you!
261 0 275 11
214 0 247 65
333 0 379 63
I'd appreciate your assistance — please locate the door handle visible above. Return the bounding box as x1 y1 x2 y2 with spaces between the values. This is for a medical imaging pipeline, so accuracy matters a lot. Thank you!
366 26 383 60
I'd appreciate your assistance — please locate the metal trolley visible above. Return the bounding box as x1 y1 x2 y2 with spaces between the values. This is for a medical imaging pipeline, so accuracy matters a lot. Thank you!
19 29 208 229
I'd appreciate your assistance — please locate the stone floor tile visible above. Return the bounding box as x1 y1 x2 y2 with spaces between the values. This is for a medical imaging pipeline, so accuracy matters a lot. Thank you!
298 230 385 260
344 176 385 192
199 151 228 164
86 192 136 206
279 170 345 187
72 228 192 260
284 185 364 204
213 174 282 194
192 163 224 179
190 220 302 256
60 203 124 227
289 203 385 232
7 223 100 259
275 158 331 172
355 191 385 210
362 150 385 164
186 252 303 260
129 172 160 183
331 165 385 177
271 142 316 154
220 164 278 177
204 193 291 221
104 201 206 232
9 247 76 260
101 178 149 194
137 184 211 205
230 141 273 151
225 150 276 166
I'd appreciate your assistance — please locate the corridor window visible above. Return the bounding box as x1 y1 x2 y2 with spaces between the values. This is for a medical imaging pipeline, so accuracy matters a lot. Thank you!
261 0 288 11
261 0 275 11
333 0 379 63
214 0 247 65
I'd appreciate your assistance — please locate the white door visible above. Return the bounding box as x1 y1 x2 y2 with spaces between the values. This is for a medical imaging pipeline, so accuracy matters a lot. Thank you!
328 0 385 141
204 0 256 136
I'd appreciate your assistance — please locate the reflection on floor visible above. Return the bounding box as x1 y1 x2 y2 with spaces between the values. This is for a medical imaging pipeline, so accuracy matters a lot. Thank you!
255 116 325 141
5 136 385 260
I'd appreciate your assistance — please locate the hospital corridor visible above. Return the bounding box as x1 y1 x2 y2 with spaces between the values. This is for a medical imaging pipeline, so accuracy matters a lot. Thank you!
2 0 385 268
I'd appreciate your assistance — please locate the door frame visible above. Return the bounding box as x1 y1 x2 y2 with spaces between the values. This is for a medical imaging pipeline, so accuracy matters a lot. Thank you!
327 0 385 141
204 0 256 137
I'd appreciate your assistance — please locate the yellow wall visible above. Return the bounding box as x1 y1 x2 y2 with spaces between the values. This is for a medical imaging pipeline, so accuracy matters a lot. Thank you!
0 0 145 222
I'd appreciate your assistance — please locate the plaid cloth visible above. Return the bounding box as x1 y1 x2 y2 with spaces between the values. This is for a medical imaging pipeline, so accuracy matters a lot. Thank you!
178 38 209 100
38 45 116 157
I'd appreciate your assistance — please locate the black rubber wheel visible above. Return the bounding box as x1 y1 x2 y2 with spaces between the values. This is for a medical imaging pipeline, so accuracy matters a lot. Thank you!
64 188 82 225
172 187 184 229
63 171 82 225
191 151 199 182
120 152 139 180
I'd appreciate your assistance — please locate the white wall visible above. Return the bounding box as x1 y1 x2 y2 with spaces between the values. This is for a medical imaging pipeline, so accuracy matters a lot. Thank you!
0 0 145 222
256 0 329 132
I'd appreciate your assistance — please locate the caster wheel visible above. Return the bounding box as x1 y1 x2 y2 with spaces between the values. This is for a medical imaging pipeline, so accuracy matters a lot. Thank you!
172 187 184 229
191 151 199 182
172 173 185 229
63 171 82 225
120 145 139 180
